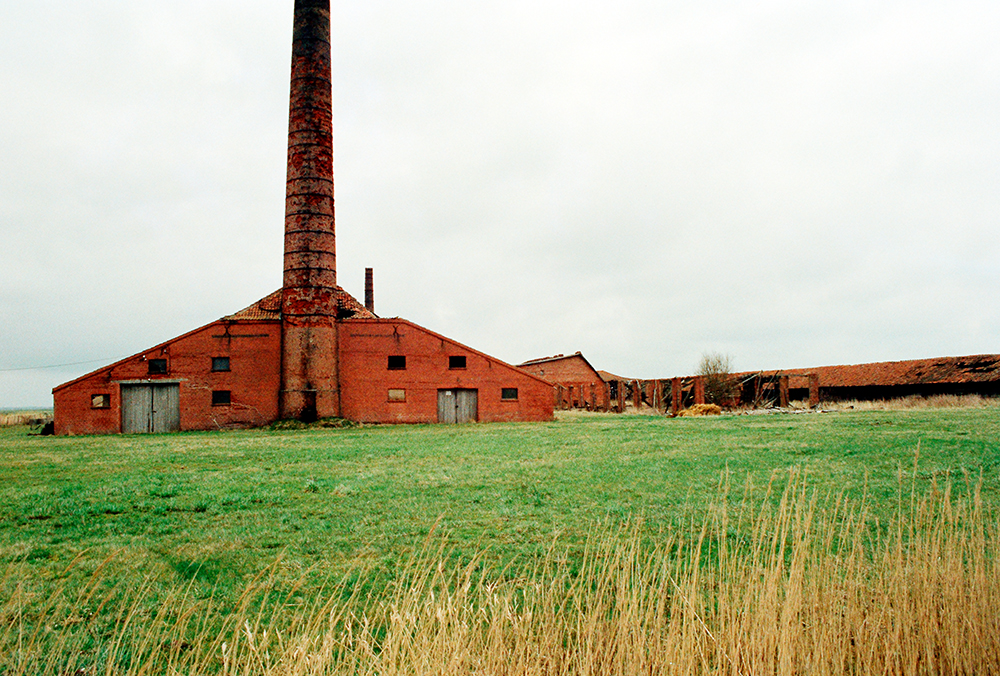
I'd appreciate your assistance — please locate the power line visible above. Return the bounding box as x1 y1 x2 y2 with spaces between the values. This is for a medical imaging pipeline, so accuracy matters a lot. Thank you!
0 357 124 373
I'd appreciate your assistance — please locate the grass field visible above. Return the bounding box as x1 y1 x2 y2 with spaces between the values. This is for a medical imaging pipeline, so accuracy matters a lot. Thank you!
2 407 999 673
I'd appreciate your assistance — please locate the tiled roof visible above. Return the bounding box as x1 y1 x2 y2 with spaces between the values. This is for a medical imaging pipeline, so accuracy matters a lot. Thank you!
519 352 578 367
223 288 375 321
751 354 1000 389
517 350 604 383
225 290 283 320
334 288 376 318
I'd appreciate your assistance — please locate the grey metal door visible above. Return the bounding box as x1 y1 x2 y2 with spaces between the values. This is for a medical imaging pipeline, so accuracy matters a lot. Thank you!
437 389 477 423
122 384 180 433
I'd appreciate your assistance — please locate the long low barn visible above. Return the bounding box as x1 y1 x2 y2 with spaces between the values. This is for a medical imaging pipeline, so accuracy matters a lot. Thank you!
743 354 1000 404
53 289 554 435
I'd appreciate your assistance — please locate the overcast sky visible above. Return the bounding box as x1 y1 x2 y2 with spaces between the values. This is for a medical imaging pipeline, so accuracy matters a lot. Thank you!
2 0 999 408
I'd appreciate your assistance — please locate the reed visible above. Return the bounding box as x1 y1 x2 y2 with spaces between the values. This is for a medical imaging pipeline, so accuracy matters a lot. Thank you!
3 472 997 675
0 411 50 428
821 394 998 411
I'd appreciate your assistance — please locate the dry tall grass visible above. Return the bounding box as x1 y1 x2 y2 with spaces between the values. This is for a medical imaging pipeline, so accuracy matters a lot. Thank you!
3 473 997 675
0 411 51 428
820 394 999 412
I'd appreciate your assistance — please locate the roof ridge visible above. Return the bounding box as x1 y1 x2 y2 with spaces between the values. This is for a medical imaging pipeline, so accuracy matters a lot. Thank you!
224 287 376 321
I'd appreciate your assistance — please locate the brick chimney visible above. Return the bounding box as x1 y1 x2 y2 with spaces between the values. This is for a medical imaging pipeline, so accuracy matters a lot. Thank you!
280 0 338 421
364 267 374 314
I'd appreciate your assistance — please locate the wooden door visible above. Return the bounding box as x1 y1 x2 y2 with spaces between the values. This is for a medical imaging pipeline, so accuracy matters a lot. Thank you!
437 389 478 423
121 384 180 433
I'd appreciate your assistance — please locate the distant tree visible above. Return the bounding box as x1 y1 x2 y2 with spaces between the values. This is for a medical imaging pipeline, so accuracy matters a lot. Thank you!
697 352 738 407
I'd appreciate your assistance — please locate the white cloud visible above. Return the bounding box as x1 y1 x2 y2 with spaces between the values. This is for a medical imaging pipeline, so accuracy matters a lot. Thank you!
2 0 999 406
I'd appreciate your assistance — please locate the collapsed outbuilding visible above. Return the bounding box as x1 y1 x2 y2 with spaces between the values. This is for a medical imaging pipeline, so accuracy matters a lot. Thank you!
741 354 1000 406
52 1 553 434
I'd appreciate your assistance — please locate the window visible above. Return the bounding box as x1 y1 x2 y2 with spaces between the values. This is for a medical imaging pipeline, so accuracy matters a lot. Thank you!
387 355 406 370
501 388 518 401
147 358 167 374
449 355 467 369
212 357 230 372
387 388 406 402
212 390 231 406
91 393 111 409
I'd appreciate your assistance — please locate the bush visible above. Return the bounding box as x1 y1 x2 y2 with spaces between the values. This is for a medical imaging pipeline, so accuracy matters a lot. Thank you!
697 352 738 407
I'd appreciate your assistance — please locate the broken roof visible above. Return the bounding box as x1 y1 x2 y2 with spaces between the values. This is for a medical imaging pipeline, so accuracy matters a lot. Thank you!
518 351 597 369
597 370 633 383
224 288 375 321
517 351 607 380
752 354 1000 388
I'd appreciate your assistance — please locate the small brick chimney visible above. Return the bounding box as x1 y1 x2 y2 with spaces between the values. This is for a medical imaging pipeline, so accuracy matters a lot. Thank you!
365 267 374 314
280 0 339 421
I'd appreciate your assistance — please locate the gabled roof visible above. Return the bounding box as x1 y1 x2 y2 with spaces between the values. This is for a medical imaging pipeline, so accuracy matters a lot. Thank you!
53 288 376 393
518 351 598 371
224 287 375 321
518 353 572 367
517 351 606 386
225 289 283 320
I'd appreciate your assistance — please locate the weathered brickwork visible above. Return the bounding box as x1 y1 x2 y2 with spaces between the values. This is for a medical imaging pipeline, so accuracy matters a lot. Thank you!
53 320 282 435
518 352 609 410
281 0 339 422
340 319 553 423
53 313 553 433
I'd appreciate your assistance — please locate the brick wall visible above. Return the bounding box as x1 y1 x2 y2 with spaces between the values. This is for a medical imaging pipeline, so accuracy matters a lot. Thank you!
53 320 281 435
519 354 608 409
54 316 555 433
339 319 553 423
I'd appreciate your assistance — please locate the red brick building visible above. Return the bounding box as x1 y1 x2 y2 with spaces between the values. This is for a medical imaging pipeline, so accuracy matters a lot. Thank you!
51 1 552 434
518 352 609 410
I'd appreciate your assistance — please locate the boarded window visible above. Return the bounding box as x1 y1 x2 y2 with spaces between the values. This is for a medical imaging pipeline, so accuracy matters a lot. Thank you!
212 390 231 406
501 388 518 401
449 355 467 369
147 358 167 374
388 388 406 402
212 357 230 372
91 393 111 409
387 355 406 370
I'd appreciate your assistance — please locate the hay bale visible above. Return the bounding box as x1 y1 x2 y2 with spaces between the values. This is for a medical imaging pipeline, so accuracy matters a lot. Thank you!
678 403 723 417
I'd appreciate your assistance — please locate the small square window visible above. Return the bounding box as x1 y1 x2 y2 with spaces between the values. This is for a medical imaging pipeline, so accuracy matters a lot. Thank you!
212 390 231 406
449 355 467 369
387 355 406 370
387 388 406 402
501 388 518 401
212 357 230 372
91 393 111 409
148 358 167 374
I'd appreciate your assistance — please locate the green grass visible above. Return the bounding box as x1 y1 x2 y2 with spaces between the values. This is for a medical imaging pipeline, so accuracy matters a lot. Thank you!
2 408 998 613
2 406 999 673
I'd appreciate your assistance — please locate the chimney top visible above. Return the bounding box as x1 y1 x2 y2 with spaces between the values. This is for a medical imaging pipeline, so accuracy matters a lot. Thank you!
364 268 374 314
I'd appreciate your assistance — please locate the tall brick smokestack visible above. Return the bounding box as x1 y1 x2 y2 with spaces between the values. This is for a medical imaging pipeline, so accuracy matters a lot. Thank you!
364 267 374 314
281 0 338 422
